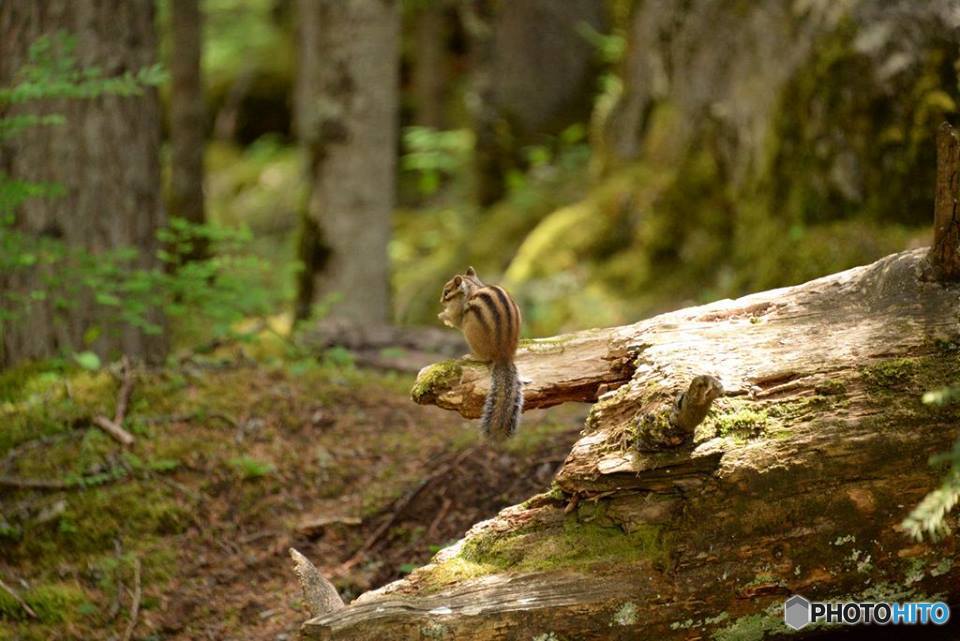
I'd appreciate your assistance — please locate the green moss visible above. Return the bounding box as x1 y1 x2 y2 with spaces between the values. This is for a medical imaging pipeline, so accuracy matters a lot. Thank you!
0 360 65 403
711 408 770 440
14 482 188 562
0 368 115 457
410 360 463 403
0 582 89 624
228 455 276 479
461 518 668 573
611 602 639 626
419 514 668 591
418 555 499 588
743 573 780 589
931 557 952 577
862 357 918 388
712 611 786 641
814 379 847 395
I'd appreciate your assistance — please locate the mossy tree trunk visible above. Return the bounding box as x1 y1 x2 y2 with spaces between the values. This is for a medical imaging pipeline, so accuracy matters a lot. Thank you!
301 248 960 640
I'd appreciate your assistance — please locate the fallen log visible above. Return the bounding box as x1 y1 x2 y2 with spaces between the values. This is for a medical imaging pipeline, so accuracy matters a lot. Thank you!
301 247 960 640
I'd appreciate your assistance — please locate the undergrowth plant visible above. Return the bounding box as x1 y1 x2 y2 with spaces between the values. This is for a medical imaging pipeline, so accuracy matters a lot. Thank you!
902 384 960 540
0 33 272 358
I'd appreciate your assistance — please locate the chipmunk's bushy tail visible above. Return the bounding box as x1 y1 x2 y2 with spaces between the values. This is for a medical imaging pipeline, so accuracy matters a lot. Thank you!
482 360 523 441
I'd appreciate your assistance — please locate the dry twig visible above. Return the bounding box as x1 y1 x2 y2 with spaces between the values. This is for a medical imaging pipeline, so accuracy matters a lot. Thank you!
120 557 141 641
339 446 477 571
0 578 37 619
93 357 137 446
107 540 124 622
92 416 135 446
0 475 74 490
113 356 135 425
427 496 454 539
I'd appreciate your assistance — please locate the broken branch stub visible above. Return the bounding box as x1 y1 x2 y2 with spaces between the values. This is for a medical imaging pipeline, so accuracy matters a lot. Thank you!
410 327 638 418
289 548 345 619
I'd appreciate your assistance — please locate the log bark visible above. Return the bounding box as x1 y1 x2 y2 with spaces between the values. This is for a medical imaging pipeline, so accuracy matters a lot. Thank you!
928 121 960 281
303 248 960 640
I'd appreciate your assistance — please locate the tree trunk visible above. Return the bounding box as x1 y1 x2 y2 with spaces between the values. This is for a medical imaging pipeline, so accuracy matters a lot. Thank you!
0 0 167 367
294 0 398 325
168 0 207 258
462 0 606 206
411 2 448 130
302 248 960 640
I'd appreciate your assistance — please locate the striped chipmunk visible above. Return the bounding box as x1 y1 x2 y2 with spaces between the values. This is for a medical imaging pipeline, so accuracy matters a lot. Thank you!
438 267 523 441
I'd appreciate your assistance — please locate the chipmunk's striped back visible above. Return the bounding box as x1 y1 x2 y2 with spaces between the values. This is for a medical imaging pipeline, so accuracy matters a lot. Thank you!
462 285 521 362
437 267 524 441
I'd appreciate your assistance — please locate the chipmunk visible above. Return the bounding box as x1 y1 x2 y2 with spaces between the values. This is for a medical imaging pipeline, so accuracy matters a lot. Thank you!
438 267 523 441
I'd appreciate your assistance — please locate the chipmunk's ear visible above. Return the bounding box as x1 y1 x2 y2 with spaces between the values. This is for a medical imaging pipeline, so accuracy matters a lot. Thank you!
452 275 462 287
465 266 477 277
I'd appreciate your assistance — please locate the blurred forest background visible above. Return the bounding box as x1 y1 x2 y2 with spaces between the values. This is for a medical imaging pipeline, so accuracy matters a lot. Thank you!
2 0 958 366
1 1 959 640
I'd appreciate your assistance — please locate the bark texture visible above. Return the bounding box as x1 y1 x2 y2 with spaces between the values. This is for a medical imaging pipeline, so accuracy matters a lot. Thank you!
929 121 960 280
295 0 399 325
304 248 960 640
168 0 206 256
0 0 166 367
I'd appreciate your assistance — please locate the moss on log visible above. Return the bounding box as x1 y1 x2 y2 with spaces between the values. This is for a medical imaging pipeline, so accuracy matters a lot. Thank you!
303 249 960 641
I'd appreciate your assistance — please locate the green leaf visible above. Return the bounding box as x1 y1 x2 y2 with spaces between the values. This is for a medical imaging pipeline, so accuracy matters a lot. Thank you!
82 325 101 346
94 292 121 306
73 351 101 371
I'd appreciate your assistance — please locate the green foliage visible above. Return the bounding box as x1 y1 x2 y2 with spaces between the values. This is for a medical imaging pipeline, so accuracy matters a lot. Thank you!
575 22 625 64
0 34 275 356
228 455 275 479
0 582 89 624
903 392 960 541
0 32 165 110
72 352 101 372
923 385 960 406
401 127 474 196
200 0 293 86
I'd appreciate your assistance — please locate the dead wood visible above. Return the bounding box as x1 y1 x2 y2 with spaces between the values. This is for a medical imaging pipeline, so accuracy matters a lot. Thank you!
113 356 135 425
0 578 37 619
304 249 960 640
93 357 137 446
120 556 141 641
928 121 960 281
92 416 135 447
290 548 346 618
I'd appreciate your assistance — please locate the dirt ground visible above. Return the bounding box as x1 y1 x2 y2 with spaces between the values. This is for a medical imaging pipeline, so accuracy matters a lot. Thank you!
0 353 586 640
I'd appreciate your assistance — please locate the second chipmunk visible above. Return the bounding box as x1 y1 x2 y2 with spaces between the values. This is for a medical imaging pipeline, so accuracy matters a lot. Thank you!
438 267 523 441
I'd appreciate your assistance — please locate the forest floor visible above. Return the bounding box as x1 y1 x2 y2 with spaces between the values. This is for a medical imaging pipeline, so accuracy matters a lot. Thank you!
0 343 585 641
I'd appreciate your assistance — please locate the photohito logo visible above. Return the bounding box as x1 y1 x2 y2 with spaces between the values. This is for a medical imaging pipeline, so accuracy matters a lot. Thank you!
784 595 951 630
